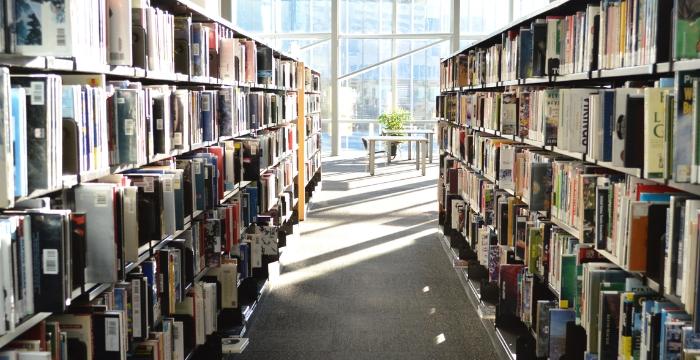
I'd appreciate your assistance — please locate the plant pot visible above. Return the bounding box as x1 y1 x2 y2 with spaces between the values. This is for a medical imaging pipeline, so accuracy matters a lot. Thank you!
390 142 399 157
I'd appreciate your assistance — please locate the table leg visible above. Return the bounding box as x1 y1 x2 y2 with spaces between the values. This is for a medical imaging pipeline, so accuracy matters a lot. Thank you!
386 141 391 165
421 140 427 176
369 140 375 176
415 140 420 170
408 138 412 160
428 134 433 163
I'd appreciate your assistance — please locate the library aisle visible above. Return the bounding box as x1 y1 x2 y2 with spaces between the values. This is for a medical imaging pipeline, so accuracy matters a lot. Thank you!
236 154 497 359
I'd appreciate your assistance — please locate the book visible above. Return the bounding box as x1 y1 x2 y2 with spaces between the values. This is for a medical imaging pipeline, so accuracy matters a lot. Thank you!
644 86 673 179
11 87 27 198
0 67 11 208
674 71 700 183
107 0 132 66
673 0 700 60
549 307 576 360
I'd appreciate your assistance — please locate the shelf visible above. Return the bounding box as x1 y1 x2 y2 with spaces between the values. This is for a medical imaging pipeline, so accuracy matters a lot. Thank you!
589 160 642 178
438 232 516 360
14 186 66 204
550 147 585 160
550 216 582 239
259 150 296 176
0 313 53 349
595 248 621 267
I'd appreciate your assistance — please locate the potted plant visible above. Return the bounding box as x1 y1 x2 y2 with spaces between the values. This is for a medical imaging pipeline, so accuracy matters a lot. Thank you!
377 109 410 157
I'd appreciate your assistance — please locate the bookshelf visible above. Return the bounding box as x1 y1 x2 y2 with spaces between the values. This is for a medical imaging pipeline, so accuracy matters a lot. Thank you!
438 0 700 359
0 0 322 359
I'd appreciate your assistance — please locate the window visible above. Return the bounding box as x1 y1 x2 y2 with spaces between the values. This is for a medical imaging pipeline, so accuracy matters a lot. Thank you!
231 0 554 154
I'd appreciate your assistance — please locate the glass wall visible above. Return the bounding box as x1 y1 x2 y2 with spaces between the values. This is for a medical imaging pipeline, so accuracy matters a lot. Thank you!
232 0 554 155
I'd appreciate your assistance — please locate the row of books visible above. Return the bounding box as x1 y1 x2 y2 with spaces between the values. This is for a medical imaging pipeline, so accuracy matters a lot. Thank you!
305 70 320 93
0 169 290 359
439 0 696 89
436 73 700 186
0 129 300 327
440 155 700 359
0 0 303 89
0 66 300 208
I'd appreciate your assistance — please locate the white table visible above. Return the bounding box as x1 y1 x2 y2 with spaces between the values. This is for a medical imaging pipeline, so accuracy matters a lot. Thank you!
380 129 435 163
363 135 428 176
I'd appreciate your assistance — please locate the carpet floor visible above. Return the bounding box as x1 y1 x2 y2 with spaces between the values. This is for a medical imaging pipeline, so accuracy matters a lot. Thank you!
233 152 498 360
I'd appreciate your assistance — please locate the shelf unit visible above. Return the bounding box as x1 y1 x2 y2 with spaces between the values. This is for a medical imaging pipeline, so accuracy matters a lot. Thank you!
0 0 323 356
436 0 700 358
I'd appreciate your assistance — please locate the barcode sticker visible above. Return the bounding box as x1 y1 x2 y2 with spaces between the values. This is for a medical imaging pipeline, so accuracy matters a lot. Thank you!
143 177 154 193
34 128 45 139
117 97 126 104
201 94 211 112
173 178 182 190
173 133 183 146
192 43 200 54
205 167 209 180
156 118 164 130
124 119 135 136
105 318 119 352
30 81 44 105
163 178 173 193
56 28 66 46
95 191 108 207
194 162 201 174
251 144 257 155
42 249 59 275
132 280 142 337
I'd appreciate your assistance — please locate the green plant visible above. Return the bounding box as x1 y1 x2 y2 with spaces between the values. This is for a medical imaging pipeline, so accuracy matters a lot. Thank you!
377 109 410 135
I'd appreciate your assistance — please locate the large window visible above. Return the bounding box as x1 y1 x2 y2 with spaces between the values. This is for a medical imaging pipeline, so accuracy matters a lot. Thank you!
231 0 553 155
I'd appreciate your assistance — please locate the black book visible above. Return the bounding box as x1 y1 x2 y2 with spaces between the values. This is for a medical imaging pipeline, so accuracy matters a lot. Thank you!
93 312 125 359
256 47 274 85
621 95 645 168
152 93 168 154
11 76 54 192
28 210 70 312
599 291 621 360
531 21 547 77
174 17 193 75
241 140 261 182
158 249 175 316
125 175 164 245
247 92 262 129
646 204 669 282
176 160 194 220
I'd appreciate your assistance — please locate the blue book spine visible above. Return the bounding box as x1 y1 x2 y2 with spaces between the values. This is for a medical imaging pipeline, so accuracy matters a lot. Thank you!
638 193 673 202
239 243 250 278
11 88 27 197
191 26 202 76
246 187 258 223
602 91 615 161
201 92 213 141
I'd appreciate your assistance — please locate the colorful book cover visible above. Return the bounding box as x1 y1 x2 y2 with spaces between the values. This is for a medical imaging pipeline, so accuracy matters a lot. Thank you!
536 300 557 357
674 71 700 182
674 1 700 60
549 308 576 360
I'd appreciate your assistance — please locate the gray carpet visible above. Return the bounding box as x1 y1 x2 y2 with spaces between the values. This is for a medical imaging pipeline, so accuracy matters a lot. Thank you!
235 152 498 360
